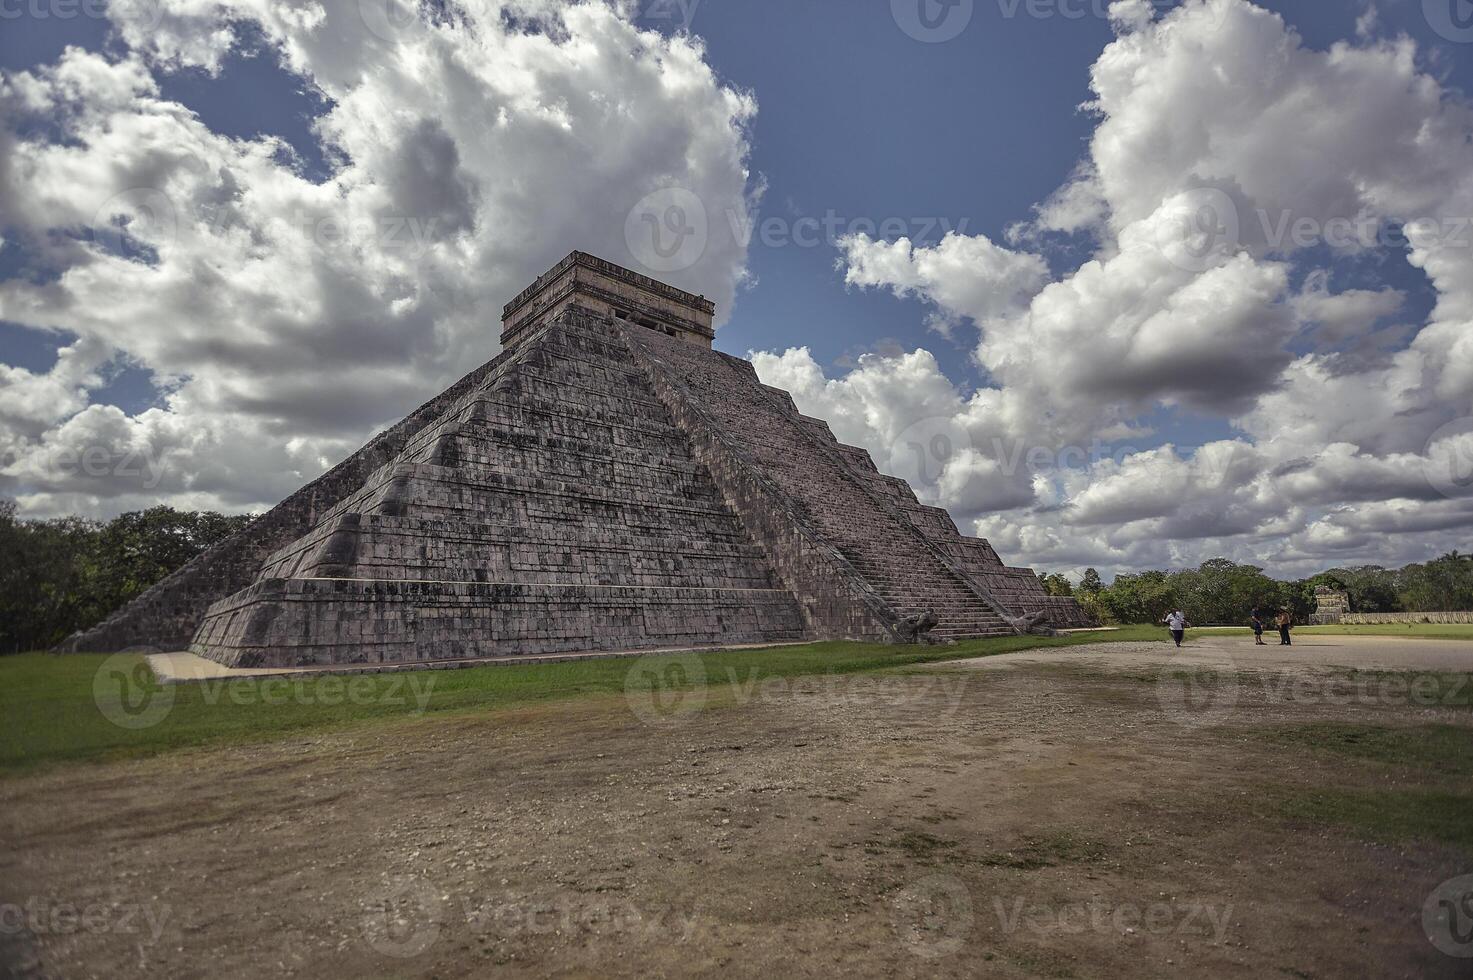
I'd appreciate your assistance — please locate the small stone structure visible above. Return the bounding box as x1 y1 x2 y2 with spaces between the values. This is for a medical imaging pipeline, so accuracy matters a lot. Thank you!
66 252 1092 667
1310 585 1350 625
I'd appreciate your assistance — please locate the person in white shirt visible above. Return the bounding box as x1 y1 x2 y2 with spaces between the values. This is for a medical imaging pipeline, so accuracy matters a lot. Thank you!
1163 610 1187 647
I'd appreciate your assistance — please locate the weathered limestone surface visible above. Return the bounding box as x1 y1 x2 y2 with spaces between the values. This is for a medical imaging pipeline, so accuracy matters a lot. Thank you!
192 314 811 667
57 351 515 652
621 325 1023 642
73 252 1089 664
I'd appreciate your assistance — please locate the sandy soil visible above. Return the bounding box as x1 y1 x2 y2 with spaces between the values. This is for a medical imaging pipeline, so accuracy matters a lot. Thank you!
2 635 1471 979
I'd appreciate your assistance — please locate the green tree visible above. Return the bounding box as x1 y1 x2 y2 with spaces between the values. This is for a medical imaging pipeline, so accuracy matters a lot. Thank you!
1097 569 1177 624
1397 552 1473 611
1079 568 1103 595
0 502 101 652
1278 579 1316 622
87 506 253 618
1173 558 1281 625
1317 566 1399 612
0 501 254 652
1039 572 1074 597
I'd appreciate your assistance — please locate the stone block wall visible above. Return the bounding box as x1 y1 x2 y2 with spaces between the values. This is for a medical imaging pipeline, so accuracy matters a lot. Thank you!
774 394 1091 629
622 323 1019 641
1339 611 1473 625
192 312 813 667
58 348 519 652
193 579 805 668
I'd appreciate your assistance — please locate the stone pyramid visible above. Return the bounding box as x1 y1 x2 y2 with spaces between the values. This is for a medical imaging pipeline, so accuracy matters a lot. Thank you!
67 252 1088 666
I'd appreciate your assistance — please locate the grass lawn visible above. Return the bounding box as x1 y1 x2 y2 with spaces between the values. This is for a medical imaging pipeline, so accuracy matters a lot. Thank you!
0 625 1161 774
1261 722 1473 775
1262 723 1473 852
1195 623 1473 640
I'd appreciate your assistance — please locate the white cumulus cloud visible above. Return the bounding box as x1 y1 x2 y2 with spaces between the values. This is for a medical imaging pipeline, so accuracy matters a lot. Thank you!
0 0 756 516
759 0 1473 579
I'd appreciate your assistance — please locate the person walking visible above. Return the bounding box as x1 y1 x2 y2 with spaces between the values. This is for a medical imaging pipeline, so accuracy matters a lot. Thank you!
1276 609 1293 646
1251 608 1266 645
1164 609 1187 648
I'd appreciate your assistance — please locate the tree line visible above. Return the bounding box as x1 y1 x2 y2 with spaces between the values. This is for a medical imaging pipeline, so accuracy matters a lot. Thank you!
1038 553 1473 626
3 496 1468 647
1 500 255 652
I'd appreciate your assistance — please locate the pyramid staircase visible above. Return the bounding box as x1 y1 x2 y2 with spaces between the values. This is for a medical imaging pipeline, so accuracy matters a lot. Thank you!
620 324 1018 642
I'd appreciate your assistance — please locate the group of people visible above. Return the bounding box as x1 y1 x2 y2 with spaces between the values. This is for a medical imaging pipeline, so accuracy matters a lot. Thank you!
1252 608 1295 646
1161 608 1294 647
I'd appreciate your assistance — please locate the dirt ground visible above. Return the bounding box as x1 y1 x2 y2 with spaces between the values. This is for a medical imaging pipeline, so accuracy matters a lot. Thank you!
3 635 1471 979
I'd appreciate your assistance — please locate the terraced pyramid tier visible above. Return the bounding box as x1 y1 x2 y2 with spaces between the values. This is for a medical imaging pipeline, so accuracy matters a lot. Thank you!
191 315 810 667
70 251 1089 665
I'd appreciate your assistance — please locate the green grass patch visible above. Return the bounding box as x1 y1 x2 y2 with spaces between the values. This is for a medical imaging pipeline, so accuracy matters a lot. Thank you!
1259 722 1473 776
1265 722 1473 852
1278 787 1473 852
0 626 1160 774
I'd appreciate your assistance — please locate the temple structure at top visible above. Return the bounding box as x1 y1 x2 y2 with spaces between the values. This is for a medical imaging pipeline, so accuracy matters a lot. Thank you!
501 250 714 350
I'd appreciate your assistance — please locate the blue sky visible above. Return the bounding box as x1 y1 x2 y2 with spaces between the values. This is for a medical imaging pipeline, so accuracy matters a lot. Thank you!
2 0 1472 578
